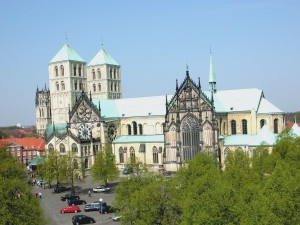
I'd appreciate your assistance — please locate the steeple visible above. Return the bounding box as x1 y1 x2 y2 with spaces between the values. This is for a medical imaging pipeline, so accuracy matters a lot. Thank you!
209 48 216 93
186 64 190 79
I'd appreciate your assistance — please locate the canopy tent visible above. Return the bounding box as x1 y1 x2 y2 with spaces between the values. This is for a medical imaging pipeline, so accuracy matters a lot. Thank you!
29 156 45 166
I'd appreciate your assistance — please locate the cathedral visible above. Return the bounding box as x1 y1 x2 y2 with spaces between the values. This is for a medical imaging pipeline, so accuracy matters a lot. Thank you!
36 44 285 173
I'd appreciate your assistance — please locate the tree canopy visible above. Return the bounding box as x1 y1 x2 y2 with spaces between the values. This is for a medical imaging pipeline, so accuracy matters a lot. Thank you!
114 133 300 225
0 147 46 225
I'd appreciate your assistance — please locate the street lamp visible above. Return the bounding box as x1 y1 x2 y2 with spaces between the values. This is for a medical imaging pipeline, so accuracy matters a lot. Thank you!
99 197 103 223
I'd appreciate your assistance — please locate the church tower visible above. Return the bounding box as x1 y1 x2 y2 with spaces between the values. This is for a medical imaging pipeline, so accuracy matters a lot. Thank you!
48 44 86 124
35 85 51 136
209 50 217 93
86 48 121 99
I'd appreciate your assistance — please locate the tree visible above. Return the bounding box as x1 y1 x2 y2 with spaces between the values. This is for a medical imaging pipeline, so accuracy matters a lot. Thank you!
91 144 119 186
36 149 68 187
0 147 46 225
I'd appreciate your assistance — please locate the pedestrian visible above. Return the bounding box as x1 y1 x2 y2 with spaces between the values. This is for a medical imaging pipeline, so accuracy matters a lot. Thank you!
35 192 38 198
39 192 42 199
88 190 91 197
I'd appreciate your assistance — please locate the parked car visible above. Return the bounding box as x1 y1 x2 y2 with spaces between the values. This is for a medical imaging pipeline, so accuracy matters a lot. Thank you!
61 194 80 201
60 205 80 214
84 203 101 212
72 215 96 224
54 186 70 193
68 199 87 206
122 166 133 174
92 186 110 193
93 201 111 214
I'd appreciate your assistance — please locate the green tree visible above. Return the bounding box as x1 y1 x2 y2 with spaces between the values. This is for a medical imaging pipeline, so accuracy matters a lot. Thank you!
91 144 119 186
0 147 46 225
36 149 68 187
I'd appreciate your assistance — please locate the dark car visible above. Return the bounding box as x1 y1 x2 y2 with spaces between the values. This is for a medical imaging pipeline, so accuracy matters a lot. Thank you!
84 203 101 212
54 186 71 193
68 199 87 206
93 201 111 214
72 215 96 224
61 194 80 201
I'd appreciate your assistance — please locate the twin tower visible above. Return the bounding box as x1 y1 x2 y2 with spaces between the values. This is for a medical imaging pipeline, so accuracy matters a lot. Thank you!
35 44 122 136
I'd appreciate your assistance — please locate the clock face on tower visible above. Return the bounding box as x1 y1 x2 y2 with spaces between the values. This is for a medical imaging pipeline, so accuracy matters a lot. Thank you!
79 124 91 140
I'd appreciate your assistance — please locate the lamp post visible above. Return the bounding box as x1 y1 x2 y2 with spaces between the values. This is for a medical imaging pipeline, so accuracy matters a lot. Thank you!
99 197 103 223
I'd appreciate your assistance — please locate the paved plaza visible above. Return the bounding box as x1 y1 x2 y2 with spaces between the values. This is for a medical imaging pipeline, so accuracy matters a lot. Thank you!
32 175 121 225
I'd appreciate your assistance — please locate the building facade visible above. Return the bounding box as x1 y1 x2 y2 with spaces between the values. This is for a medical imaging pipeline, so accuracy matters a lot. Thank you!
36 44 285 173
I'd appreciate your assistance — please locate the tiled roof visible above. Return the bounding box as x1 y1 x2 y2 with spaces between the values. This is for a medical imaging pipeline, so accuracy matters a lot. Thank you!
0 137 45 151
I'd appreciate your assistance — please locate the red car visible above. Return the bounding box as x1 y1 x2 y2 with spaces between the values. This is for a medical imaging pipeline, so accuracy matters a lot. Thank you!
60 205 80 214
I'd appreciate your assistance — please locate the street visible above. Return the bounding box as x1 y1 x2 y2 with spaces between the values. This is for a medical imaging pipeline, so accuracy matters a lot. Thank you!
32 175 121 225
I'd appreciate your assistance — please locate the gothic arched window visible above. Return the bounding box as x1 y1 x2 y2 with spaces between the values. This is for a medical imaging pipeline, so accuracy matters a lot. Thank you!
93 84 96 92
242 119 247 134
59 143 65 153
48 144 54 151
114 68 116 79
56 82 59 91
260 119 266 128
79 82 83 90
74 81 78 90
153 146 158 163
119 147 124 163
110 68 112 79
130 147 135 163
98 83 101 91
72 143 78 153
181 115 200 161
274 118 279 134
231 120 236 135
97 69 101 79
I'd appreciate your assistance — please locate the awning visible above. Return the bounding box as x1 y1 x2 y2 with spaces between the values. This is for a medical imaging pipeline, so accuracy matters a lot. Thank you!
29 156 45 165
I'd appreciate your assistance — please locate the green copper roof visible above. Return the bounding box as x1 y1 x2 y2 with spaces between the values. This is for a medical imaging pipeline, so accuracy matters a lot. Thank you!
49 44 85 63
113 135 164 144
224 125 277 146
88 48 119 66
46 123 67 138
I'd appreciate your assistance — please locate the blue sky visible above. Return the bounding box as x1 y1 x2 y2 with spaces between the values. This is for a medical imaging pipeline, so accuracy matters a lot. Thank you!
0 0 299 126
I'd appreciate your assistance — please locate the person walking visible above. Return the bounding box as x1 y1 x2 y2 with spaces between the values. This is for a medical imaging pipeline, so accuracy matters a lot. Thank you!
35 192 38 198
88 190 91 197
39 192 42 199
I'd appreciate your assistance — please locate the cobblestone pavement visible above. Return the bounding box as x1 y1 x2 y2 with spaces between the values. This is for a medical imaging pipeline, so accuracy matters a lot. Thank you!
32 175 121 225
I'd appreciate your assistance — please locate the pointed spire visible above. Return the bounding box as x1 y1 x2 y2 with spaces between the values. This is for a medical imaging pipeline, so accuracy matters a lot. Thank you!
36 86 39 92
90 91 92 101
209 48 217 93
198 77 201 90
176 79 178 92
295 115 297 124
186 64 190 78
44 83 47 91
98 101 101 112
165 95 168 114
